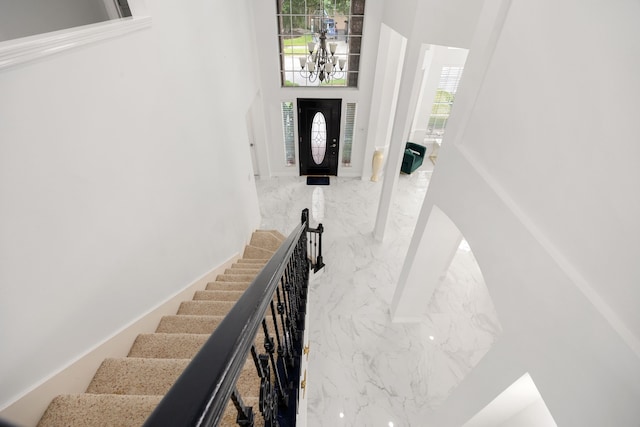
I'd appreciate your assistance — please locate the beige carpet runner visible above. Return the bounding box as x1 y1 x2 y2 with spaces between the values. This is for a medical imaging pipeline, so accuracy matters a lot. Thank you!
37 230 286 427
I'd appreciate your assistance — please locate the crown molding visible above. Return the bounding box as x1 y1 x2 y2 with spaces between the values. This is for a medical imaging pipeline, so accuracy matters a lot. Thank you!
0 16 152 71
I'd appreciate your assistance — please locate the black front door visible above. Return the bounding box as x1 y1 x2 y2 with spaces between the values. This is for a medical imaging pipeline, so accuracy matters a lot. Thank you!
298 98 341 176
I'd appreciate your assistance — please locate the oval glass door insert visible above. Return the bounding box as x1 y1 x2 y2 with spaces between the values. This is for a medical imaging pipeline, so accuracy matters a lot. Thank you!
311 112 327 165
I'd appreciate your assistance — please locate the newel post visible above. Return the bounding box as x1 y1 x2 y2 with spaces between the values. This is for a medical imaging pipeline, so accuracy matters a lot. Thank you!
301 208 309 231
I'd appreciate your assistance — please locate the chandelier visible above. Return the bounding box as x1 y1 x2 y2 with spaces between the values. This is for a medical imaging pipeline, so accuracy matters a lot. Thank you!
298 4 346 83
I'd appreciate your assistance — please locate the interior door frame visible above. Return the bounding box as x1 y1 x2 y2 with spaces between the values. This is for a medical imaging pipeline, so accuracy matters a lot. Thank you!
297 98 341 176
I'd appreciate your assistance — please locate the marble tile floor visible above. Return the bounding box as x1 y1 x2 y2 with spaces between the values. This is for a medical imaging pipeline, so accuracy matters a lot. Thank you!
254 166 501 427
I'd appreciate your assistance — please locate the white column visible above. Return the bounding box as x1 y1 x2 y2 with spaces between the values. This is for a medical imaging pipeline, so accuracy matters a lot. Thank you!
362 24 407 181
408 47 434 143
372 38 426 241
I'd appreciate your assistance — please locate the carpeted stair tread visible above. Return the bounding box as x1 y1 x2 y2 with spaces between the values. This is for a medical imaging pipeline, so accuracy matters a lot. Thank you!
159 312 275 335
242 245 274 260
86 358 189 396
206 281 251 291
37 394 162 427
193 290 245 301
229 263 264 269
270 230 286 241
178 300 237 316
230 263 264 270
156 314 224 334
256 229 286 242
224 268 261 275
235 360 263 399
37 228 292 427
128 333 209 359
249 232 283 252
236 258 268 264
231 260 265 266
216 273 260 282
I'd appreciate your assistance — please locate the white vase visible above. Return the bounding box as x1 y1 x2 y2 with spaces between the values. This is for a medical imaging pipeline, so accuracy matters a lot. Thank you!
371 149 384 182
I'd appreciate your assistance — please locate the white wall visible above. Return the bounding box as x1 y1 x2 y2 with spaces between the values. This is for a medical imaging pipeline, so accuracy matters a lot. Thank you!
380 0 419 38
461 0 640 342
406 0 640 424
413 0 484 49
0 0 110 41
382 0 482 48
0 0 261 410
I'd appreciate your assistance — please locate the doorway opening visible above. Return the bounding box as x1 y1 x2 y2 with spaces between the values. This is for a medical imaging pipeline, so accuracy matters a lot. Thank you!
409 44 468 166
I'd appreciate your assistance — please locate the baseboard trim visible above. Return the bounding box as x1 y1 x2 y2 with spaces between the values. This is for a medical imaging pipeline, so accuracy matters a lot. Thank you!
0 254 240 427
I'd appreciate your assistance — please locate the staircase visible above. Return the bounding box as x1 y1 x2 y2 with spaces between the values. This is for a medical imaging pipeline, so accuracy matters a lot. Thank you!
37 230 286 427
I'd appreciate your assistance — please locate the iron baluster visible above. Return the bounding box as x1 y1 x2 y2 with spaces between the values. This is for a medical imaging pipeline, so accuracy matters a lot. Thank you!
313 231 318 266
142 209 319 427
290 247 302 321
251 346 278 427
269 299 289 380
315 224 324 272
315 232 318 266
287 281 299 340
301 208 309 230
282 265 295 335
230 387 254 427
283 282 300 355
290 253 300 311
305 222 324 272
276 283 294 368
262 318 289 407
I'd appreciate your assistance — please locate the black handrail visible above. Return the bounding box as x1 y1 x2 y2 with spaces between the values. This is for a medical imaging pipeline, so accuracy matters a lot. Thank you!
143 211 311 427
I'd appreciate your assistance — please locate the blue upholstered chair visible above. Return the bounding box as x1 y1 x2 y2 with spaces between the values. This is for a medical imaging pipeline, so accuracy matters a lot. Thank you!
401 142 426 174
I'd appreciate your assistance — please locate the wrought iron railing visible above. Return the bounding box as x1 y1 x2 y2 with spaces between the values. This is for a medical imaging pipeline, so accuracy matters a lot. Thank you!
143 209 323 427
307 223 325 273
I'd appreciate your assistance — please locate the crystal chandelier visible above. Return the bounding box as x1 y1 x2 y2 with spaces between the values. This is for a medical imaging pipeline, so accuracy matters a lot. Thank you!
298 3 346 83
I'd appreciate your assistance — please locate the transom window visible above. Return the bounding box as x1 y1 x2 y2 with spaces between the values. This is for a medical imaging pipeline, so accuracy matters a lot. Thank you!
276 0 365 87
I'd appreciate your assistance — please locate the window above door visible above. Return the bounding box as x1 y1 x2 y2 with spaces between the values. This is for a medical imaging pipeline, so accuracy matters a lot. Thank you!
276 0 365 88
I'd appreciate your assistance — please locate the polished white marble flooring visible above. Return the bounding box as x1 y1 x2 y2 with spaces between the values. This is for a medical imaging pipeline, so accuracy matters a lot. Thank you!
254 164 501 426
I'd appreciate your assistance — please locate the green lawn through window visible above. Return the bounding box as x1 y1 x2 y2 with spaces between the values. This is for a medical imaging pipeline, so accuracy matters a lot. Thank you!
283 34 314 47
